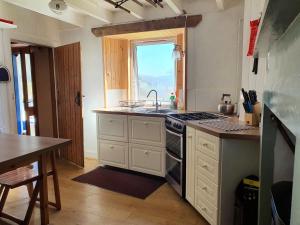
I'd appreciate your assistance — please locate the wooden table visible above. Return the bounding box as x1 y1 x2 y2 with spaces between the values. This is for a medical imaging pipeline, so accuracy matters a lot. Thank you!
0 134 71 225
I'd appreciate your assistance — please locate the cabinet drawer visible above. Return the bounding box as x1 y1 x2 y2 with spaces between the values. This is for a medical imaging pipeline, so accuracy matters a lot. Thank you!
128 116 165 147
98 140 128 169
196 172 219 207
196 151 219 185
129 144 165 177
195 193 218 225
97 114 128 142
196 130 220 161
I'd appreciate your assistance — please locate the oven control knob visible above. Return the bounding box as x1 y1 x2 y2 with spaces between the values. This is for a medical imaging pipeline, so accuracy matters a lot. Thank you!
177 124 182 129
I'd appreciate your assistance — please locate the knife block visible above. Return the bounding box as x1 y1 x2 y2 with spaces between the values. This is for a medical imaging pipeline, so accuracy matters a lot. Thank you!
244 102 261 126
244 113 258 126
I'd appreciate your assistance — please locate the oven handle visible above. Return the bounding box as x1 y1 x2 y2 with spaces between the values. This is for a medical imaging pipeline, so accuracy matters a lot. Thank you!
166 151 182 163
166 129 183 138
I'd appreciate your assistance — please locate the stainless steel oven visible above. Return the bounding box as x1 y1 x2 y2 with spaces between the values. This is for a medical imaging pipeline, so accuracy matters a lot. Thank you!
165 128 185 197
165 112 224 198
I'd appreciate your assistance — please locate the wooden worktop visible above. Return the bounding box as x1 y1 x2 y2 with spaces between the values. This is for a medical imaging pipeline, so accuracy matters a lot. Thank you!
187 117 260 141
93 107 185 117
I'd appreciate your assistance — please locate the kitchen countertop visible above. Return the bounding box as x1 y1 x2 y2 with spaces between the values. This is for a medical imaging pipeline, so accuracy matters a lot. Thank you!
187 117 260 141
93 107 185 117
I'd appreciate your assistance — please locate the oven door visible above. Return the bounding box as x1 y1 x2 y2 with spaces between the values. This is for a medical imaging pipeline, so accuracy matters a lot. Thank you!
166 151 183 196
166 129 183 158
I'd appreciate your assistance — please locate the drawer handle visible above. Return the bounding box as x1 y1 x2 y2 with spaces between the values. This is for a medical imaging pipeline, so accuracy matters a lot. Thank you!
202 143 209 147
188 135 192 138
202 186 208 191
109 120 113 123
201 207 207 212
109 146 114 149
202 164 208 169
144 122 149 126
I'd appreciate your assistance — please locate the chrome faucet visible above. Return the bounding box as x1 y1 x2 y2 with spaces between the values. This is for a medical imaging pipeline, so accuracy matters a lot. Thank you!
147 89 159 112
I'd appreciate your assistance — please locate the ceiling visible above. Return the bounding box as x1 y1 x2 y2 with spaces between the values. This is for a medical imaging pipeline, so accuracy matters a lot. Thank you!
0 0 228 28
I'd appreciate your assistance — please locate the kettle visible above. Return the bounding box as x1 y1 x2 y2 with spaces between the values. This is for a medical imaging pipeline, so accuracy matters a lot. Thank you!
218 94 235 115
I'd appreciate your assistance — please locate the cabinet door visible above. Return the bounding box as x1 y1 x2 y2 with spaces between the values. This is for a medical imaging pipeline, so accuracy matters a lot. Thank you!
196 130 220 161
129 143 165 177
186 126 196 206
196 151 219 185
98 139 128 169
97 114 128 142
195 193 218 225
128 116 165 147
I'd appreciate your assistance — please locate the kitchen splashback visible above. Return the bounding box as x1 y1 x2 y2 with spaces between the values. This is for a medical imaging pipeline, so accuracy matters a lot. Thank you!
261 13 300 225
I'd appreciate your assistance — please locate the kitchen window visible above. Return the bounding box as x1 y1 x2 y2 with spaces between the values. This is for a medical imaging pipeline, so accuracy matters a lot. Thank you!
132 41 176 103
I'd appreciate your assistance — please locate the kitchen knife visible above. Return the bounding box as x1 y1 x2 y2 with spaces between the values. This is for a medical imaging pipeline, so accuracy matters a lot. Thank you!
249 90 257 105
241 88 250 102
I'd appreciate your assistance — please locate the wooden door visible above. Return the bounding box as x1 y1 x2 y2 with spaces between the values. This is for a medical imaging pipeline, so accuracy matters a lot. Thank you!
54 42 84 167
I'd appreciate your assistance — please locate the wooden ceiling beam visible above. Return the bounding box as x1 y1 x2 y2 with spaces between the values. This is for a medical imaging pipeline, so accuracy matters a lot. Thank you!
91 15 202 37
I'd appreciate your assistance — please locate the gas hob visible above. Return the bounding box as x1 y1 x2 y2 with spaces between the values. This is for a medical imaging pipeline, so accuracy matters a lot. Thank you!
165 112 225 133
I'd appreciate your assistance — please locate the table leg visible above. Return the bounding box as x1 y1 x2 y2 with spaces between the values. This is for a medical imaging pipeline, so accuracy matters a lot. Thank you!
38 153 49 225
51 151 61 210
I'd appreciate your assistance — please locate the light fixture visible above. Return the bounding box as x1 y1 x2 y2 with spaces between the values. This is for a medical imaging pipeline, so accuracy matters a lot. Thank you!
48 0 68 15
172 44 185 61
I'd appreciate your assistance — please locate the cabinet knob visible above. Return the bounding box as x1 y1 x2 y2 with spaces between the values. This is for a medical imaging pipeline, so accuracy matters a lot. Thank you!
202 164 208 169
202 186 208 191
201 207 207 212
109 120 113 123
144 122 149 126
144 151 149 155
110 146 114 149
188 135 192 138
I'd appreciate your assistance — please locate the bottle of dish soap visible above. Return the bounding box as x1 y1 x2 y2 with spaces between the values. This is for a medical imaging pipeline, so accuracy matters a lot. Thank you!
170 92 177 109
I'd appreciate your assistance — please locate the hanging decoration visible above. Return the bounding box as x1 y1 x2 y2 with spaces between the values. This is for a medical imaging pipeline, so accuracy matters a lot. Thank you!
247 18 260 56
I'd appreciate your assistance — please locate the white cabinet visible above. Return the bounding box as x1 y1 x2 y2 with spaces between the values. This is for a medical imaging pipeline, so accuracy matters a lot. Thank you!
97 113 166 177
186 126 260 225
186 126 196 205
98 139 128 169
129 143 165 176
97 114 128 142
128 116 165 147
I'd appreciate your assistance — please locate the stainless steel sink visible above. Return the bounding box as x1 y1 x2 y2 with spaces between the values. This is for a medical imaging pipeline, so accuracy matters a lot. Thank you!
149 109 174 114
134 108 174 114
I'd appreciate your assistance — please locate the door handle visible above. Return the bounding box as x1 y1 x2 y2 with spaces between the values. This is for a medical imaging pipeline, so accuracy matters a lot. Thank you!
75 91 81 106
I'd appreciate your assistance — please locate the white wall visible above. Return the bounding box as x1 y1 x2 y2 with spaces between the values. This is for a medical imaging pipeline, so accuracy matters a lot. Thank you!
241 0 266 100
60 26 105 158
186 1 244 111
